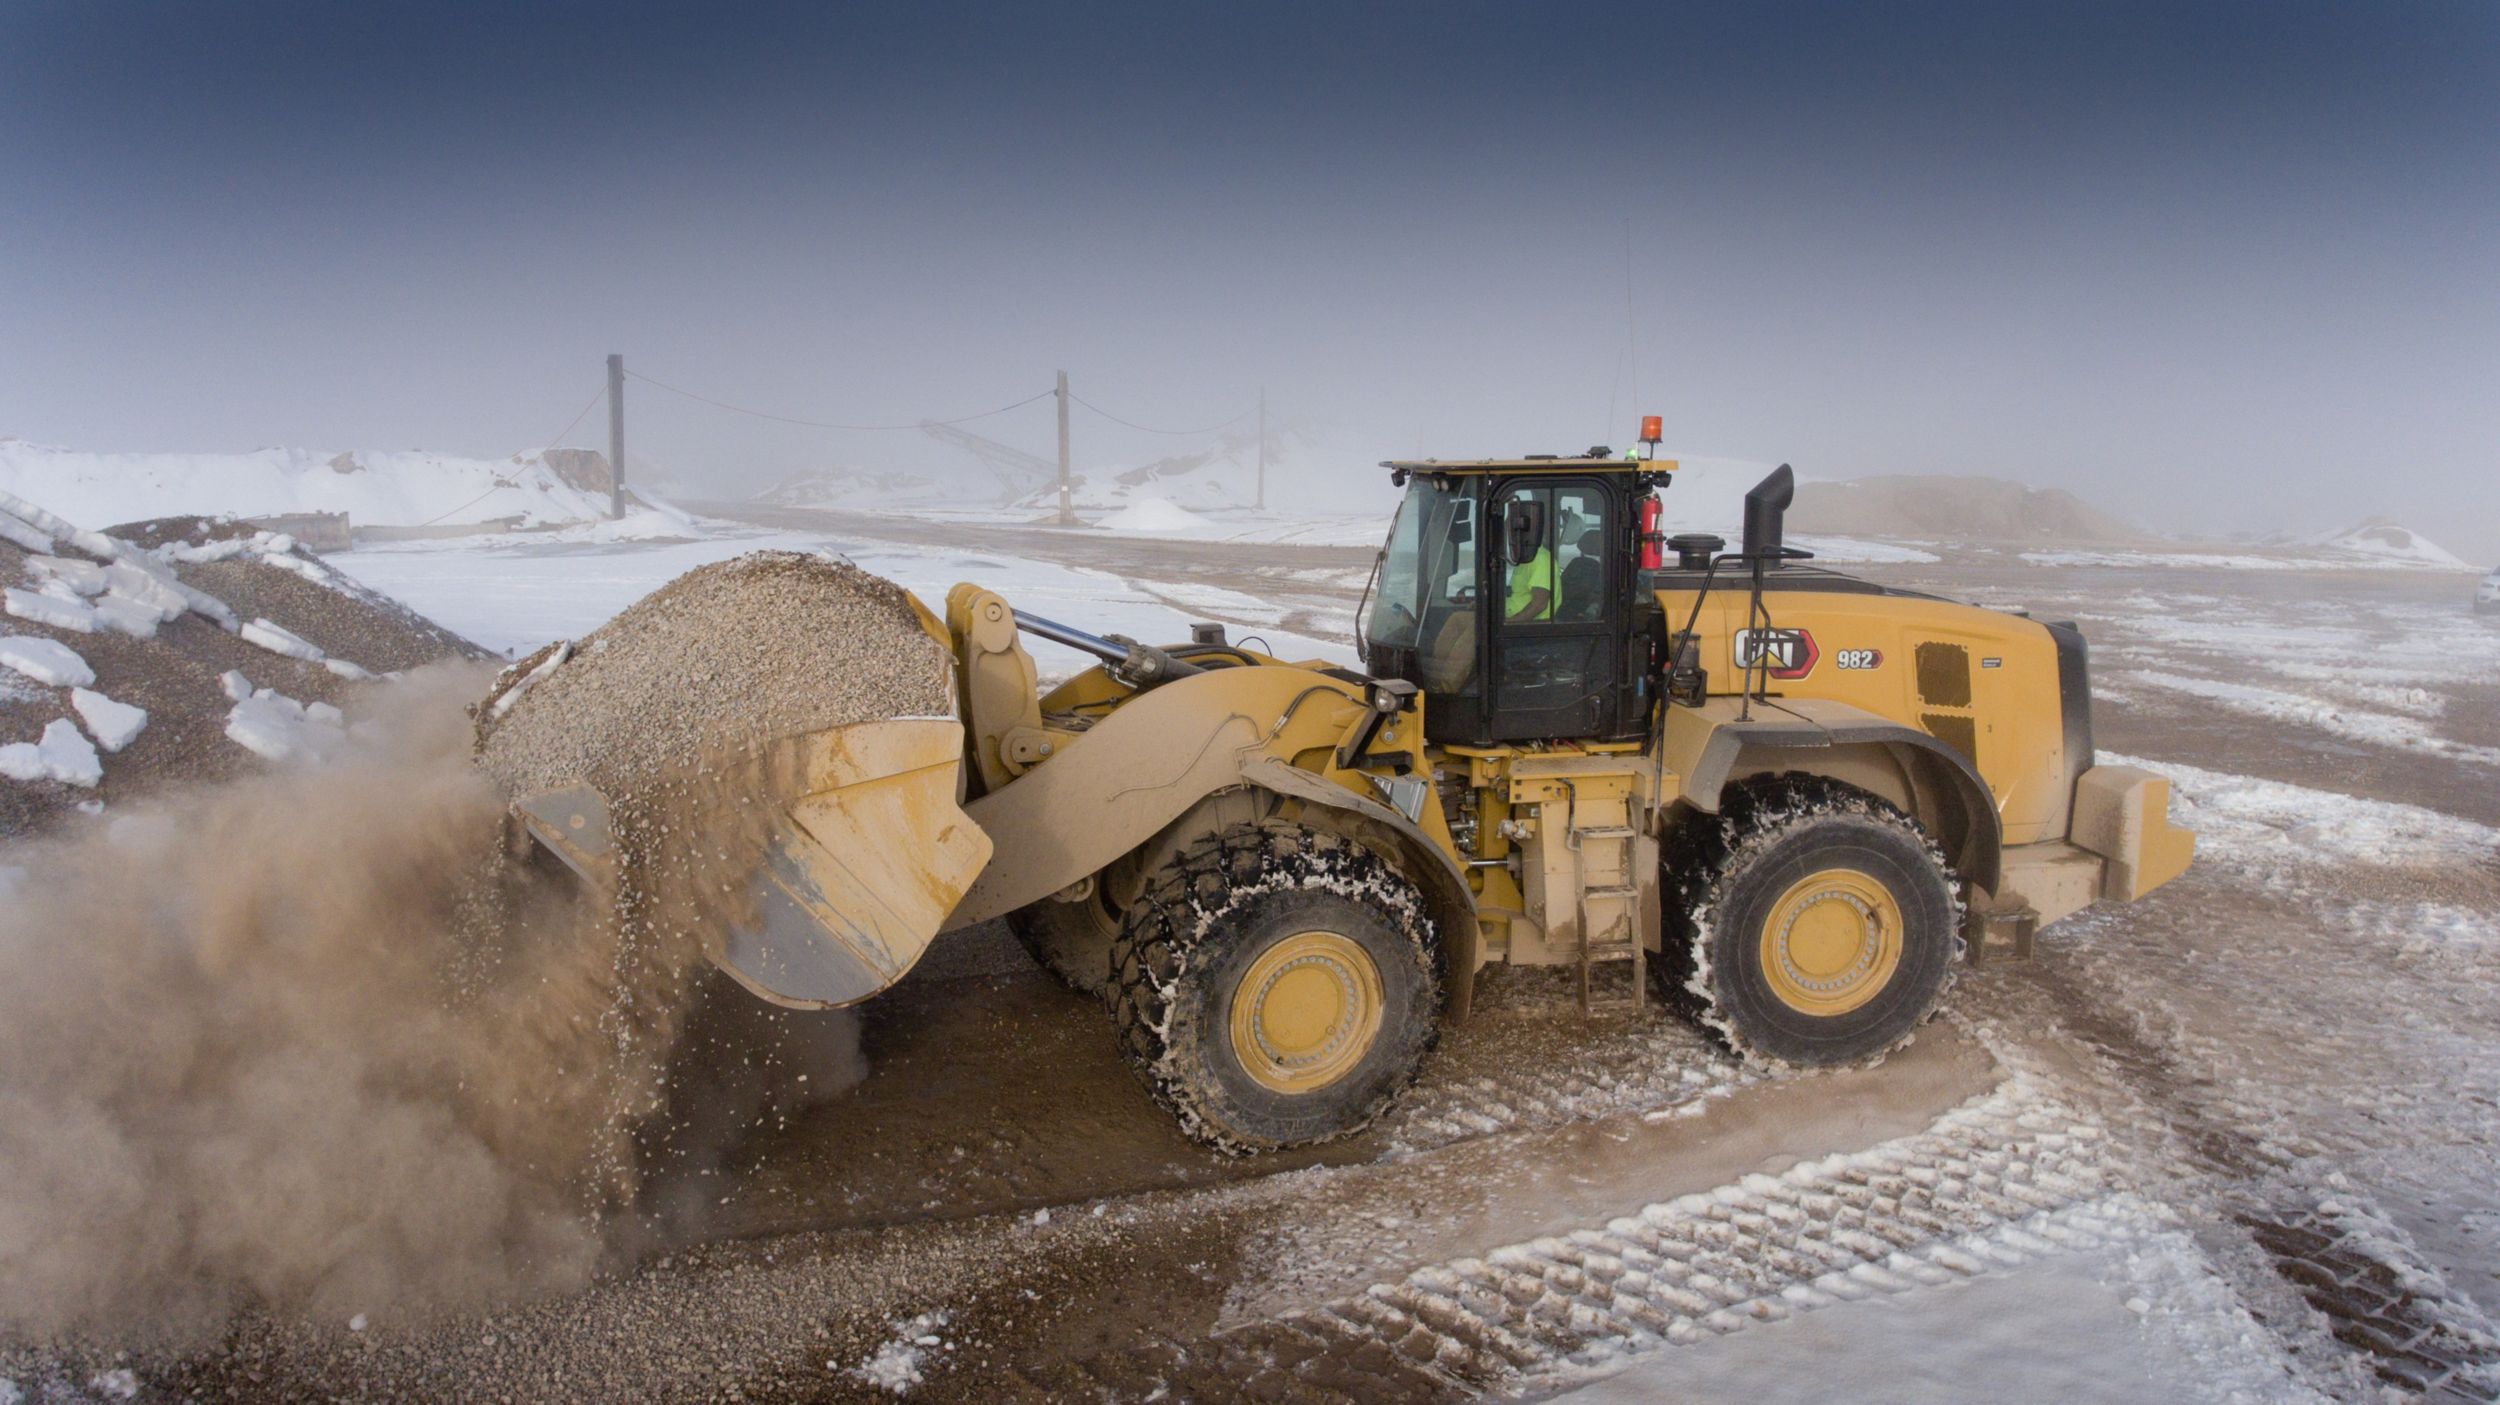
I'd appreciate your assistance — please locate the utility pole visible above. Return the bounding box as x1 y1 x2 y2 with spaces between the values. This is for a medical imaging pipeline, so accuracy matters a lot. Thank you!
1054 369 1074 525
606 353 625 520
1256 386 1267 511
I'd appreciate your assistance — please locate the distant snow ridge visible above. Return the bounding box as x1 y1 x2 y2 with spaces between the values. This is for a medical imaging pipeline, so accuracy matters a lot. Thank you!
753 466 949 511
2304 518 2473 570
0 438 663 532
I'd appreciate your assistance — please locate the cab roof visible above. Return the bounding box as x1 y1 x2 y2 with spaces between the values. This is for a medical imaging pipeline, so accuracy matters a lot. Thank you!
1380 456 1680 476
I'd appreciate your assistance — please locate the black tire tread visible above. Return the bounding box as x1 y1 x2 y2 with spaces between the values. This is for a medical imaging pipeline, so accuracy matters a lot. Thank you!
1657 774 1965 1068
1106 819 1441 1154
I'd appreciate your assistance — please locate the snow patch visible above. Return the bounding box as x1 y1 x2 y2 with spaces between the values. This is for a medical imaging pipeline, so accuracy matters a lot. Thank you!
0 718 103 788
851 1309 950 1393
2111 752 2500 874
0 635 95 687
4 586 97 633
71 688 147 751
2129 671 2500 768
1096 497 1210 533
0 511 52 553
24 555 106 595
241 617 325 662
225 688 346 763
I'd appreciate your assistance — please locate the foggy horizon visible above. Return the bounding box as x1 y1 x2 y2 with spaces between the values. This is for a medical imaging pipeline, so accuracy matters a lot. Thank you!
3 1 2494 555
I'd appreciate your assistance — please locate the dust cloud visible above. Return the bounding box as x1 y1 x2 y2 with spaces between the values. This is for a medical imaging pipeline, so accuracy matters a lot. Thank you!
0 664 858 1344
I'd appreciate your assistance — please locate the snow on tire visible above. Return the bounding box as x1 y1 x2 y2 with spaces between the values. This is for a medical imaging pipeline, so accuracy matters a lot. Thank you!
1659 775 1964 1069
1107 820 1442 1154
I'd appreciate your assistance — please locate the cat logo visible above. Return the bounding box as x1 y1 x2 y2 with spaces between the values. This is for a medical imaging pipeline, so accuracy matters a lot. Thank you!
1731 627 1819 681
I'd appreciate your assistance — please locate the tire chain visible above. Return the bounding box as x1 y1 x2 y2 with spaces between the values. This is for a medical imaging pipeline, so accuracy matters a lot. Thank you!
1661 774 1967 1068
1105 820 1438 1155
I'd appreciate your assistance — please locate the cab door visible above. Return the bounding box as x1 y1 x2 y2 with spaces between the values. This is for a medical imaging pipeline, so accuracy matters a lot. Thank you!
1486 478 1620 739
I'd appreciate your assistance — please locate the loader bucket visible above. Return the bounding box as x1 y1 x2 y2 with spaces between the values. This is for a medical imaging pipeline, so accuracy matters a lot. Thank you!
512 718 992 1009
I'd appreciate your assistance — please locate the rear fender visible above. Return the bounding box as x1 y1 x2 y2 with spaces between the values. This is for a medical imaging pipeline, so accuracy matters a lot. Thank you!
1659 698 2003 890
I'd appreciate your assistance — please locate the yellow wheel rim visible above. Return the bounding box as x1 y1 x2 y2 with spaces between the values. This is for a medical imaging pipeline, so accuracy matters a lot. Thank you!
1228 930 1385 1094
1758 868 1904 1017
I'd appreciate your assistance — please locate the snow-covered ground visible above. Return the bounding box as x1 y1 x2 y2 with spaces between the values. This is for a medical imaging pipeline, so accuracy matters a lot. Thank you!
1539 1237 2309 1405
330 528 1359 674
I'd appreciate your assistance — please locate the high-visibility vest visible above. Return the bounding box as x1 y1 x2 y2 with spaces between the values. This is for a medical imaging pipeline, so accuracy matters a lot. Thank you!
1505 547 1555 620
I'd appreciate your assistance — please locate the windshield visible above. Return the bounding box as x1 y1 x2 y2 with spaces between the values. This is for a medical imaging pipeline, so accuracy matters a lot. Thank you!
1365 477 1479 690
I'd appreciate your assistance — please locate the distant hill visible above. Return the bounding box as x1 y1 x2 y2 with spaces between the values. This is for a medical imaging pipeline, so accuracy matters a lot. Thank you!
2300 517 2473 570
0 438 652 531
1789 475 2136 543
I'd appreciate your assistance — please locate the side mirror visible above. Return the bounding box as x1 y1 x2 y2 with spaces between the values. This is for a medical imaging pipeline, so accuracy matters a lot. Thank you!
1502 499 1546 565
1741 465 1794 559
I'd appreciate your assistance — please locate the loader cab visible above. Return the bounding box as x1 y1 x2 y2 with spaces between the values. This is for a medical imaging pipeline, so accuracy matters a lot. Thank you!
1363 457 1659 746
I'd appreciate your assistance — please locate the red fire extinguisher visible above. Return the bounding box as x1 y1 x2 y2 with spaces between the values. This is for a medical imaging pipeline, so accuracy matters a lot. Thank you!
1637 492 1665 571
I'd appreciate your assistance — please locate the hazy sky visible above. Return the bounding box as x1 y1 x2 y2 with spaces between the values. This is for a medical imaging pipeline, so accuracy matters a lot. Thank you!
3 2 2494 552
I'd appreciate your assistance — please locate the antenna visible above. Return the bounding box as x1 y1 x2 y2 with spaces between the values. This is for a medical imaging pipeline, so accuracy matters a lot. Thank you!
1623 217 1639 433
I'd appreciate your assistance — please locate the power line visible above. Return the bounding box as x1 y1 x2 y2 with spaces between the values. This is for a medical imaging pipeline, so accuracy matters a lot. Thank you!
417 381 609 528
624 369 1053 431
541 382 608 450
1068 392 1254 437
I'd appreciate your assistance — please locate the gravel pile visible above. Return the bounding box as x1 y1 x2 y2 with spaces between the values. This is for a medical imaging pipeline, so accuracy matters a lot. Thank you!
0 512 487 842
474 551 952 800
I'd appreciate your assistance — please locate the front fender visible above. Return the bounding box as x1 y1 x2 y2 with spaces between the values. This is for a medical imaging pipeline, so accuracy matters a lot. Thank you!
942 665 1370 930
1237 757 1482 1020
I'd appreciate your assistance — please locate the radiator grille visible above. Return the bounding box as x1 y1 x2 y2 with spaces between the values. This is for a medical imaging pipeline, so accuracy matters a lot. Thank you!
1922 712 1979 765
1915 641 1972 708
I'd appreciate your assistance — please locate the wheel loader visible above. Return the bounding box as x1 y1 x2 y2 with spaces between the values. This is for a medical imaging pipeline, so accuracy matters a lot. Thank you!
510 440 2195 1153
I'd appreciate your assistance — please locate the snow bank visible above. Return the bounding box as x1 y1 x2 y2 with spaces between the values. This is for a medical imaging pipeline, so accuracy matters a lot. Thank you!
0 439 643 531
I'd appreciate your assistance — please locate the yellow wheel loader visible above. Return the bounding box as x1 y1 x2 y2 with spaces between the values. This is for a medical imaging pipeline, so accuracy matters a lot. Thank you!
512 447 2194 1154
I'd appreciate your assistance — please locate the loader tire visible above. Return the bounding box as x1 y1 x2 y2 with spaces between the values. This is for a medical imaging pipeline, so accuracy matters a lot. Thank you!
1005 888 1120 997
1658 776 1963 1068
1107 820 1441 1154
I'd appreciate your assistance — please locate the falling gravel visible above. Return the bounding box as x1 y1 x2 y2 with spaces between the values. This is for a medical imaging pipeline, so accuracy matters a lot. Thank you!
0 551 957 1357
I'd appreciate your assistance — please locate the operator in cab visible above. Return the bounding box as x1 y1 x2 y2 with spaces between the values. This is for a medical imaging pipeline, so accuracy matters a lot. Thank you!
1505 509 1585 622
1505 539 1553 621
